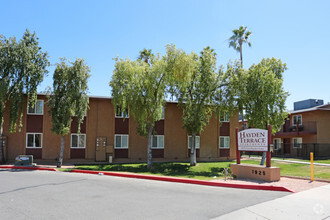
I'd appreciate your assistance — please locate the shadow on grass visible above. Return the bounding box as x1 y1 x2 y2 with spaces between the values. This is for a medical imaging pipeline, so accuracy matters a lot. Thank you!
77 162 232 178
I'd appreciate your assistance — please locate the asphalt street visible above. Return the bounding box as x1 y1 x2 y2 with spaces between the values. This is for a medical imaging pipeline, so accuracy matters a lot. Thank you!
0 169 290 219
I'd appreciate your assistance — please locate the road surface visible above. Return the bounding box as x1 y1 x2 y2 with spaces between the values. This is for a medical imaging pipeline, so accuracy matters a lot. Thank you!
0 169 289 219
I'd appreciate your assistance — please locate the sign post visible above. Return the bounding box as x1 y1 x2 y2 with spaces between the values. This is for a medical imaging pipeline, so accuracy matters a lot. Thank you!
235 128 240 164
266 125 272 167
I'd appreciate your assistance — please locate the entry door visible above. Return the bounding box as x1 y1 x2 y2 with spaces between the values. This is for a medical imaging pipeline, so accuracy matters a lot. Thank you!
283 138 291 154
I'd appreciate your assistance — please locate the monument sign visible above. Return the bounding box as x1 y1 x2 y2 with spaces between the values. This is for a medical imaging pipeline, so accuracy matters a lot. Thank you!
238 128 268 151
231 125 280 182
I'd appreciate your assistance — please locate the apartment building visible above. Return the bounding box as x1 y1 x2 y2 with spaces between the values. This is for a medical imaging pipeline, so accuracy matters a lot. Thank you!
1 95 238 163
273 99 330 158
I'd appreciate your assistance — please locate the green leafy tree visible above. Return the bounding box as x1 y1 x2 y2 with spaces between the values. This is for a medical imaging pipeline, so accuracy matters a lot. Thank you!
228 26 252 67
166 45 225 166
215 60 247 119
245 58 289 131
0 30 49 163
110 49 167 169
48 58 90 168
244 58 288 165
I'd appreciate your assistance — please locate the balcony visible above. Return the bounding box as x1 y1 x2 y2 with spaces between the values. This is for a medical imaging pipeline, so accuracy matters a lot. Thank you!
274 121 317 138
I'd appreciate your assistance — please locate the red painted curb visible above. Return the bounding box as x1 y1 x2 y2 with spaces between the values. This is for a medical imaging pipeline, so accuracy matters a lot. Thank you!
71 169 295 193
0 165 57 172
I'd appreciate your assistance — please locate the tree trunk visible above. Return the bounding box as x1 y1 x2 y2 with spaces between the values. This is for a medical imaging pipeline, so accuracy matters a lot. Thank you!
260 152 266 166
0 120 3 164
190 133 197 166
147 126 153 169
57 135 65 168
239 43 243 67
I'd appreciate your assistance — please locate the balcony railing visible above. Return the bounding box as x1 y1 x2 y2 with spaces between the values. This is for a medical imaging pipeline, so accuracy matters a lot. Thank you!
275 121 317 136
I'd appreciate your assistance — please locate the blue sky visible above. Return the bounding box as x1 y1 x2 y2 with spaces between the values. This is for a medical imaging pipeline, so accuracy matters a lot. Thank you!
1 0 329 109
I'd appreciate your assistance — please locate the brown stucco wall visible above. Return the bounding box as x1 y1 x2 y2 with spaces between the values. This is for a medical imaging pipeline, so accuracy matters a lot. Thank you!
200 114 218 159
85 98 114 160
128 116 148 160
164 103 188 160
315 110 330 143
229 111 239 159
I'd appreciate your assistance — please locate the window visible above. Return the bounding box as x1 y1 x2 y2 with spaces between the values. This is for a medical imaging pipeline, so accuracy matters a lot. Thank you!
28 100 44 115
219 136 230 149
273 138 281 150
293 137 302 148
115 106 129 118
220 115 229 122
292 115 302 126
26 133 42 148
115 135 129 148
71 134 86 148
160 107 165 120
152 135 164 149
188 136 200 149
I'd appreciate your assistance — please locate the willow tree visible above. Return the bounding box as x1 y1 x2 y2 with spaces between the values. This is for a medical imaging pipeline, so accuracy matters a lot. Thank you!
48 58 90 168
110 49 167 169
0 30 49 163
165 45 224 166
244 58 288 165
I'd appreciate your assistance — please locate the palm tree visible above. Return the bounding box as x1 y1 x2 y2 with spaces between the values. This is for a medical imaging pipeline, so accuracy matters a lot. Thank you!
228 26 252 67
138 48 153 64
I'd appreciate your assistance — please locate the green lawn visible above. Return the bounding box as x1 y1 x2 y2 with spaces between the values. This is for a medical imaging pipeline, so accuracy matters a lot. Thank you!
74 162 233 181
274 158 330 164
73 159 330 181
241 159 330 180
245 156 330 164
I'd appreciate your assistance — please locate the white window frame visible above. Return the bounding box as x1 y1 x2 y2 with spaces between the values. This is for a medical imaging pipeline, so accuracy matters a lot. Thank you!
188 136 200 149
26 133 43 148
71 134 86 149
220 115 230 122
114 134 129 149
273 138 281 150
219 136 230 149
292 115 302 126
292 137 302 149
115 106 129 118
27 100 44 115
152 135 164 149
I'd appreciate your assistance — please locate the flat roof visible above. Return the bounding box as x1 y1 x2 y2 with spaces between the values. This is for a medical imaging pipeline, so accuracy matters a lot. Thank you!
289 103 330 114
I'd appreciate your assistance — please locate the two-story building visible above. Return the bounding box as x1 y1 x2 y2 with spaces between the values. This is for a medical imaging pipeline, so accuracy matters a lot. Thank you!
273 99 330 159
1 94 239 163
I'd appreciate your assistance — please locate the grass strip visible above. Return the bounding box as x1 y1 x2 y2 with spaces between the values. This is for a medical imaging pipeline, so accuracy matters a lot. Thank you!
73 160 330 181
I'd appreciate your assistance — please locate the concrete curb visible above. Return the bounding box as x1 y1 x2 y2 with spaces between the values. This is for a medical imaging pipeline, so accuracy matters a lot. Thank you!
0 165 57 172
71 169 295 193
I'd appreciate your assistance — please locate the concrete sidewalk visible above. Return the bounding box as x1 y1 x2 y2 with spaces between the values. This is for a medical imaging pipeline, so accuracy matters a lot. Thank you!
244 156 330 167
214 184 330 220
